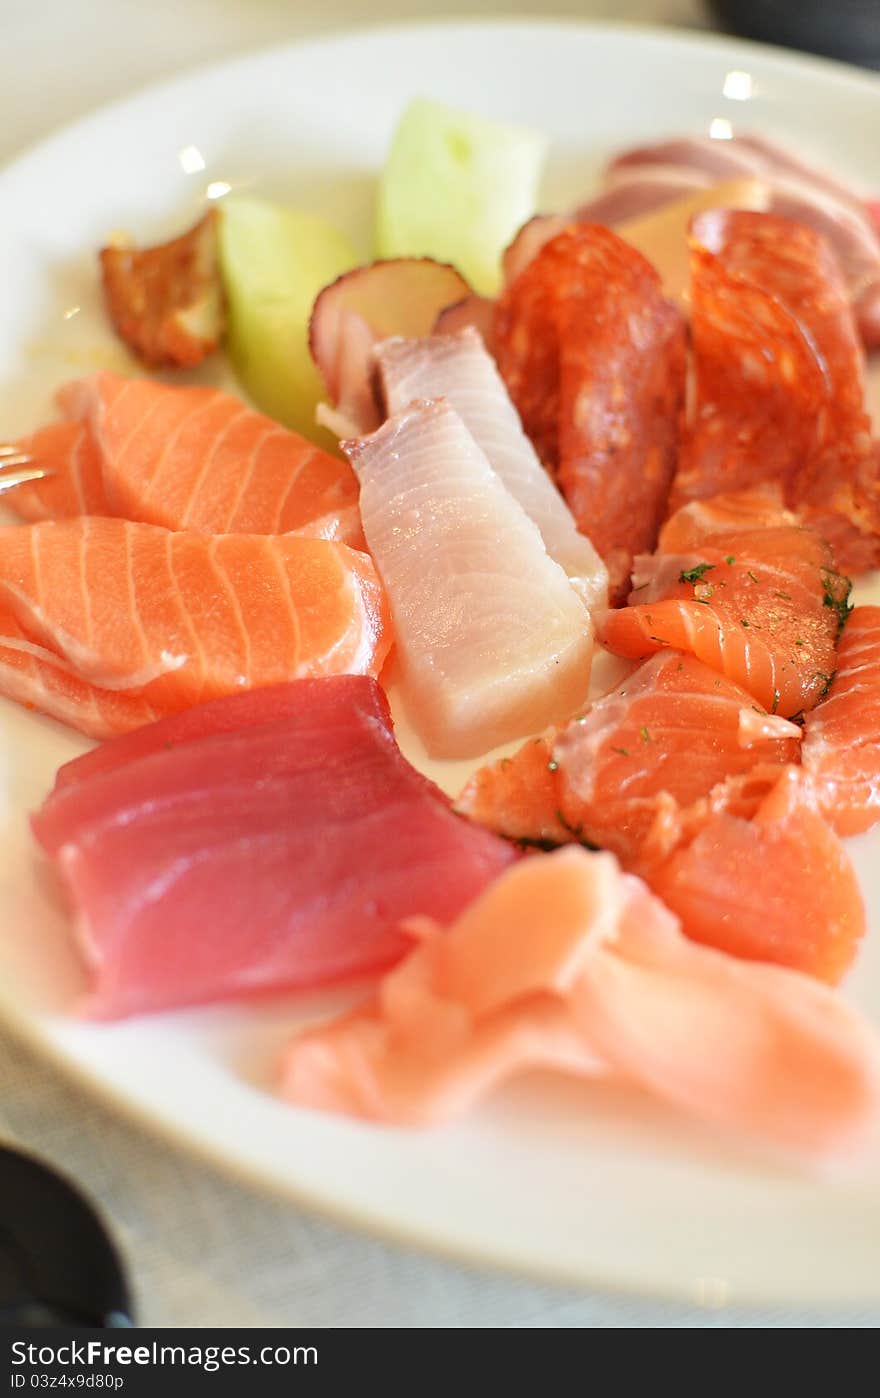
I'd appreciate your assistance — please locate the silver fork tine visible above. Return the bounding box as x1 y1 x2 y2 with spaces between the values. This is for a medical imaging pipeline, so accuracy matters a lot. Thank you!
0 444 52 492
0 467 51 492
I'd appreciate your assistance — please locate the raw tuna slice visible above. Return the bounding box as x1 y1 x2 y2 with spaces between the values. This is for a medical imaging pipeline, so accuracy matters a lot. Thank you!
495 225 686 599
0 517 390 738
9 373 363 545
33 676 390 851
457 651 802 866
375 328 607 609
282 847 880 1159
343 399 593 758
673 211 878 571
597 488 849 718
33 676 516 1018
46 681 378 794
802 605 880 835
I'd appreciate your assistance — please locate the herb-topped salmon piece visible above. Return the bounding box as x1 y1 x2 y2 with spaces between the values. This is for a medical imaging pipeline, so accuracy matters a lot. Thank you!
596 487 850 717
457 651 802 868
457 650 863 983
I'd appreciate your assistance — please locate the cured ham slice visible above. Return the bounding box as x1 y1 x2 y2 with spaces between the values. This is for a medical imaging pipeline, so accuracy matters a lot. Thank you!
0 517 390 738
673 210 878 571
32 676 516 1018
309 258 471 435
496 225 686 600
802 605 880 835
343 399 593 758
9 374 363 545
375 329 607 609
282 847 880 1158
593 135 880 347
597 487 849 718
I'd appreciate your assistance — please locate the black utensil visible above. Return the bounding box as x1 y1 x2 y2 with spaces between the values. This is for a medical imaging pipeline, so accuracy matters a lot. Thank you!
0 1145 133 1326
708 0 880 69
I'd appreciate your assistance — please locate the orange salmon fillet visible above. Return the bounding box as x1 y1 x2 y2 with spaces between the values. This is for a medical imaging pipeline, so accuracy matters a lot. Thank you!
0 517 390 738
597 489 850 717
458 651 861 983
457 651 801 868
650 769 865 984
10 373 363 545
802 604 880 835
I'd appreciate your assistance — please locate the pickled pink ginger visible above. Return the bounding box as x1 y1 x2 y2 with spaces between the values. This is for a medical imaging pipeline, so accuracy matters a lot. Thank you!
282 847 880 1159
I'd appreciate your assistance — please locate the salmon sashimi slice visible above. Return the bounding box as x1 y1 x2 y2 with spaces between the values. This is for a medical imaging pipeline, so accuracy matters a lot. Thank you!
673 210 879 571
597 489 850 717
657 483 798 551
457 652 802 867
11 421 109 520
343 399 593 759
32 677 516 1018
375 328 608 609
495 225 687 599
651 768 865 984
0 517 390 738
9 373 363 545
281 847 880 1158
802 605 880 835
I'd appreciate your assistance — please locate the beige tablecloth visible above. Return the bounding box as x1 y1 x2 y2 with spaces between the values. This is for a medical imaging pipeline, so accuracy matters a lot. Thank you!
2 0 878 1328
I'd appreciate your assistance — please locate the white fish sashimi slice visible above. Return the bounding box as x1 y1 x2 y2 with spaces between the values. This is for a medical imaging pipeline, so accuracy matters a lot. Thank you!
375 328 608 611
343 398 594 759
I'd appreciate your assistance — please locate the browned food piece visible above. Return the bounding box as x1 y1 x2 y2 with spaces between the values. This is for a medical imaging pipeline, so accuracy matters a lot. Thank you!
100 210 224 368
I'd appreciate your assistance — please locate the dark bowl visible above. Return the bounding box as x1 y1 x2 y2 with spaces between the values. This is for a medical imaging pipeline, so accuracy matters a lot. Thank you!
708 0 880 69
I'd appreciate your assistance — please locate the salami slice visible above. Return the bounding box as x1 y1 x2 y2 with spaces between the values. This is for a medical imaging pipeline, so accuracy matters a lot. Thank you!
675 210 879 571
496 225 686 600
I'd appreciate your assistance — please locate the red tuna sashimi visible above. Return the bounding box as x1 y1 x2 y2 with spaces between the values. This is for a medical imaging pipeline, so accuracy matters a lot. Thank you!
0 517 390 739
673 211 878 571
457 651 802 867
495 225 686 599
33 676 391 850
9 373 363 545
45 677 386 794
34 676 516 1018
597 488 849 717
282 847 880 1158
651 769 865 984
802 605 880 835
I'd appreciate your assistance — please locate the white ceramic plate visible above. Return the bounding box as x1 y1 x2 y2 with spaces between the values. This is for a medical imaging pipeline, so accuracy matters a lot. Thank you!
1 19 880 1306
